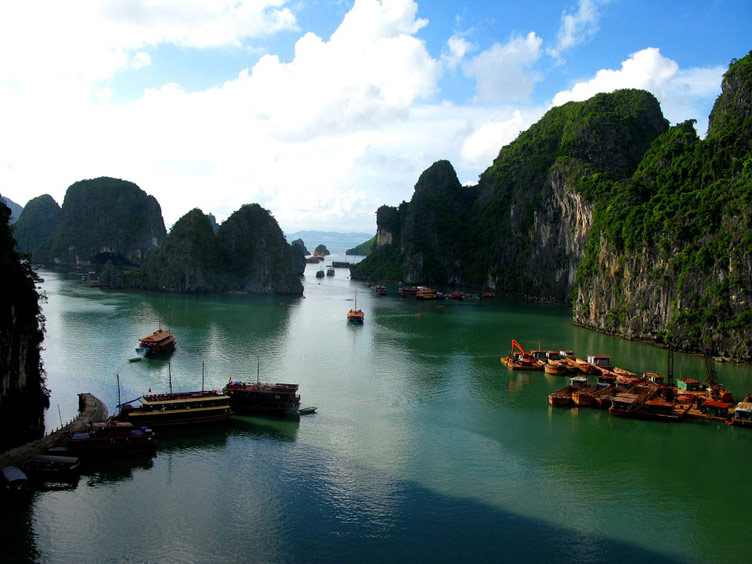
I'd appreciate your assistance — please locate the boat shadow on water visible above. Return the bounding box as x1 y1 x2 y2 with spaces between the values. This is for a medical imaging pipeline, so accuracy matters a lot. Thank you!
227 414 300 442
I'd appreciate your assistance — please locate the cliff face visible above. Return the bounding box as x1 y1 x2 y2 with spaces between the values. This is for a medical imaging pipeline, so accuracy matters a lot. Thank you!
43 177 166 266
0 202 48 450
354 53 752 360
218 204 303 295
12 194 61 257
573 54 752 359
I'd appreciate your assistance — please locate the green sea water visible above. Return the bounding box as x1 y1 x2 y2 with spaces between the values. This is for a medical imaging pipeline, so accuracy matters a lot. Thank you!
3 261 751 563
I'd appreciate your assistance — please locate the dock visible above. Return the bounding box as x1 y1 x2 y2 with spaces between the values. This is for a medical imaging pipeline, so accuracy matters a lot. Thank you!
0 393 108 468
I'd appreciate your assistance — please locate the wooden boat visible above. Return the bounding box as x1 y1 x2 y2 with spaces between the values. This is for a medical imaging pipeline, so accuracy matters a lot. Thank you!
544 360 569 375
501 340 544 371
687 400 735 423
137 319 177 357
25 455 81 483
549 376 588 407
587 354 614 371
415 287 438 300
571 383 609 407
224 381 301 416
609 382 659 417
1 466 30 500
612 366 638 378
730 402 752 427
347 294 364 324
66 421 157 455
637 399 692 422
398 286 420 296
297 406 317 415
563 357 599 375
117 390 231 428
331 261 351 268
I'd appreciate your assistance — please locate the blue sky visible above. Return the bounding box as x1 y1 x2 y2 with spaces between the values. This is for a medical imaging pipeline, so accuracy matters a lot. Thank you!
0 1 749 233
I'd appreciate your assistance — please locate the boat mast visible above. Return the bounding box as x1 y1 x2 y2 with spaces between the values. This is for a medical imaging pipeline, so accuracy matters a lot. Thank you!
117 373 121 407
257 357 260 386
168 363 173 394
202 361 205 392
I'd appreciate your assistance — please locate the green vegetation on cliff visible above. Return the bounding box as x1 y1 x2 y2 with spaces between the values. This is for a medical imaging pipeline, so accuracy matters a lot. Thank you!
41 177 166 265
0 202 48 449
12 194 61 258
346 236 375 256
135 205 303 295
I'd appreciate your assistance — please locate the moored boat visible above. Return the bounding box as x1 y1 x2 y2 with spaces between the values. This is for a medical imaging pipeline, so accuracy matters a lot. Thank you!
587 354 614 371
501 340 544 370
609 381 659 417
415 287 438 300
549 376 588 407
65 421 157 456
224 381 301 416
637 399 692 422
117 390 231 428
25 455 81 484
374 285 387 295
730 402 752 427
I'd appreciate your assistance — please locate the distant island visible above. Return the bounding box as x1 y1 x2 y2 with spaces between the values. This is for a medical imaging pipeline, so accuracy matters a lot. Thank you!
353 52 752 361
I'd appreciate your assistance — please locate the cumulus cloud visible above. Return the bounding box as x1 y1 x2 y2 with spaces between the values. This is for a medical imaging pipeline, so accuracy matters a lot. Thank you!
551 48 723 136
442 34 473 70
549 0 602 59
463 32 543 103
459 111 527 169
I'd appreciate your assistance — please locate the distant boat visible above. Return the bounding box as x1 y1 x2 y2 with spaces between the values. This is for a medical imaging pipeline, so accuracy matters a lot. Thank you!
65 421 157 456
326 267 335 276
374 285 386 295
347 293 364 324
316 269 325 278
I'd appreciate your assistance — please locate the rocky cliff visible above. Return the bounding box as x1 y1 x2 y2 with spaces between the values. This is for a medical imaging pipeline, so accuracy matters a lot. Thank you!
573 54 752 359
12 194 61 258
42 177 166 266
0 202 48 450
353 52 752 360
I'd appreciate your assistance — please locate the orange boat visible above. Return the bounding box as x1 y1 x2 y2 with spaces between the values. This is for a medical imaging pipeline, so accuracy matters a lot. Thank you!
347 294 364 324
549 376 588 407
501 340 544 371
137 323 177 357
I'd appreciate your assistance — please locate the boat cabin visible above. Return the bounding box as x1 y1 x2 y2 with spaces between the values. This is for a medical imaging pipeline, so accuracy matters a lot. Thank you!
644 373 666 384
611 393 640 411
700 401 732 419
597 374 616 387
587 354 613 369
677 378 702 392
734 402 752 422
643 400 675 416
559 350 575 358
545 351 561 361
531 350 548 362
570 376 588 387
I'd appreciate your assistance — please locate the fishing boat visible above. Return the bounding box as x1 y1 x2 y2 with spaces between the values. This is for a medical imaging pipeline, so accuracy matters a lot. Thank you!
65 421 157 456
116 367 231 428
347 294 364 324
501 340 544 370
549 376 588 407
136 316 177 357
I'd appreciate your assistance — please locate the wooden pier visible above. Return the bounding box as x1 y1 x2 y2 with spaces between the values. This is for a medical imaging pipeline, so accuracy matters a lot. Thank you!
0 393 108 468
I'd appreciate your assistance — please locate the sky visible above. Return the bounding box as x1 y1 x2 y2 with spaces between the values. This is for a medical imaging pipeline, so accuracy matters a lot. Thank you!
0 1 749 234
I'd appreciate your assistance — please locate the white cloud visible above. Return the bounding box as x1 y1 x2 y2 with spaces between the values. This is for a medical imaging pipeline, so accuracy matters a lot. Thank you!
463 32 543 103
551 48 723 135
459 111 527 170
549 0 601 59
442 34 473 70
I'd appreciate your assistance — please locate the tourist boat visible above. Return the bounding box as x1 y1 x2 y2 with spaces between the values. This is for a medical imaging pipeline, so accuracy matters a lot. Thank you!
331 261 351 268
730 402 752 427
501 340 544 370
398 286 420 296
415 287 438 300
224 381 301 416
65 421 157 456
117 390 231 427
347 294 364 324
374 285 386 296
136 318 177 357
549 376 588 407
